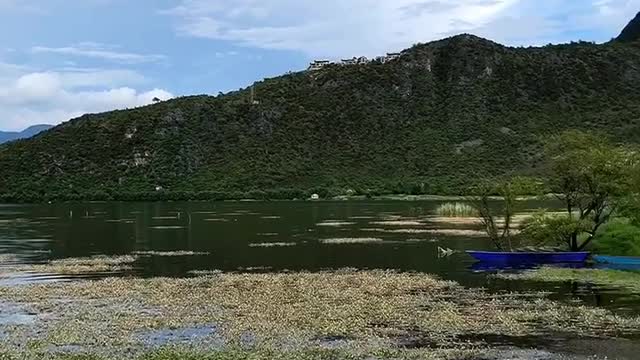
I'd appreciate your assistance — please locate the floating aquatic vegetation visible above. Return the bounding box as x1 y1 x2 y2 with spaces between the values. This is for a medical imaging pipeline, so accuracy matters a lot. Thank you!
203 218 230 222
188 270 223 276
260 216 281 219
425 217 482 225
133 251 210 257
237 266 273 272
361 228 488 237
316 221 356 227
150 226 186 230
0 270 638 359
426 214 531 226
248 242 296 248
495 267 640 293
2 255 138 275
257 233 278 236
152 216 180 220
0 254 20 264
406 238 439 243
370 220 424 226
105 219 136 223
320 238 384 244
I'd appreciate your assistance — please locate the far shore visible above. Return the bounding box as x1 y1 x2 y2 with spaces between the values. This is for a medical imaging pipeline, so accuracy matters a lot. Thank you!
0 193 558 205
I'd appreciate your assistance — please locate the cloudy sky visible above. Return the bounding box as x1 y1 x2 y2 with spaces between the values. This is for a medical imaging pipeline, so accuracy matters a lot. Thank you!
0 0 638 131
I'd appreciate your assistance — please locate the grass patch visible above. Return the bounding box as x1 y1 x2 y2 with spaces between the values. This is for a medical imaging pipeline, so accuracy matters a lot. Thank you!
434 203 478 218
495 267 640 293
593 220 640 257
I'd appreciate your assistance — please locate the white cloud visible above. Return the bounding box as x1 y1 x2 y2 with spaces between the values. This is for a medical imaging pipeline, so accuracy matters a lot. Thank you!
163 0 640 57
32 43 167 64
162 0 518 57
0 66 173 131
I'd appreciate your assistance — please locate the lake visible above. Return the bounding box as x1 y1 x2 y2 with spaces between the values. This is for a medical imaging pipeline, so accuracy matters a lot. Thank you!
1 200 637 314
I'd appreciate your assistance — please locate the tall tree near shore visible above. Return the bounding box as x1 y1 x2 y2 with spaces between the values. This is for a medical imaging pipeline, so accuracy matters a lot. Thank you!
532 130 639 251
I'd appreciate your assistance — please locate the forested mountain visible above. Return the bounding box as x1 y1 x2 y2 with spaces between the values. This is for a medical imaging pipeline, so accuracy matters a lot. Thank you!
617 11 640 42
1 14 640 202
0 125 53 144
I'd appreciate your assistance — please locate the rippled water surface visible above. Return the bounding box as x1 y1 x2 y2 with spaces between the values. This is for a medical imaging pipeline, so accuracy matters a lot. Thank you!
0 200 638 314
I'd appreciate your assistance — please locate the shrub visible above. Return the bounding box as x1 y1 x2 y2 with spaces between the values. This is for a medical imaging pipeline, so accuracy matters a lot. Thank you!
520 212 592 250
592 220 640 256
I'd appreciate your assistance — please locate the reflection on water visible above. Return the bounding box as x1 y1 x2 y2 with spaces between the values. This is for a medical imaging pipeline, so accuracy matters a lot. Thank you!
0 200 639 315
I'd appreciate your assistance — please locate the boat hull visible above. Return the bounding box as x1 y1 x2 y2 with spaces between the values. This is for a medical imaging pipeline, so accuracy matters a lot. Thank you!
467 251 590 264
594 255 640 268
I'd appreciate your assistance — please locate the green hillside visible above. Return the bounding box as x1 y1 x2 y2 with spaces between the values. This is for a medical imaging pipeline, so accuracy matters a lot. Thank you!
2 15 640 202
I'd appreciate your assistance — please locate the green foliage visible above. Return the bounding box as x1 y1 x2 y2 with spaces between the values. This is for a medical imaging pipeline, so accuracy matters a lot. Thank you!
469 180 523 251
592 220 640 256
434 202 478 217
620 195 640 226
520 212 592 250
1 27 640 202
543 130 639 250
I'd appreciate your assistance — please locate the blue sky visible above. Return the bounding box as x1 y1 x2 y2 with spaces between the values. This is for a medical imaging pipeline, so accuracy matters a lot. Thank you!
0 0 638 131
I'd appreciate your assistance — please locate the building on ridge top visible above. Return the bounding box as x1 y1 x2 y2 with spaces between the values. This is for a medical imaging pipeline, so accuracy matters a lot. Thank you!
308 60 331 71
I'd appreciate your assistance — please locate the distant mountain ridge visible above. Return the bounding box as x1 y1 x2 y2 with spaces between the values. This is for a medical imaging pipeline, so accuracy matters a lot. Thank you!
1 13 640 202
0 125 53 144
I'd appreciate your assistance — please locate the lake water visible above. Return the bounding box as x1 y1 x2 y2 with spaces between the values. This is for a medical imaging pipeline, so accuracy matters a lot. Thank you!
0 200 638 314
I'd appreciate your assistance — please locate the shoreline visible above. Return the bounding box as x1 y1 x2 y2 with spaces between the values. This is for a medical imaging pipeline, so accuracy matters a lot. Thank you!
0 193 554 205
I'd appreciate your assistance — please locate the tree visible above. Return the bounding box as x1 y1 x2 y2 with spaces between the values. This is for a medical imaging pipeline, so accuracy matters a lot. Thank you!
470 180 521 251
540 130 638 250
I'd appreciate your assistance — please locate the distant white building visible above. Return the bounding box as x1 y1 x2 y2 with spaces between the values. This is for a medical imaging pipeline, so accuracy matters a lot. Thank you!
355 56 369 64
309 52 400 71
308 60 331 71
386 52 401 61
310 193 320 200
341 57 358 65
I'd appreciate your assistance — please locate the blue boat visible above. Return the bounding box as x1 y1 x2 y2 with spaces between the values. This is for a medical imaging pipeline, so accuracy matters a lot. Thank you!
594 255 640 266
593 255 640 270
467 251 590 264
